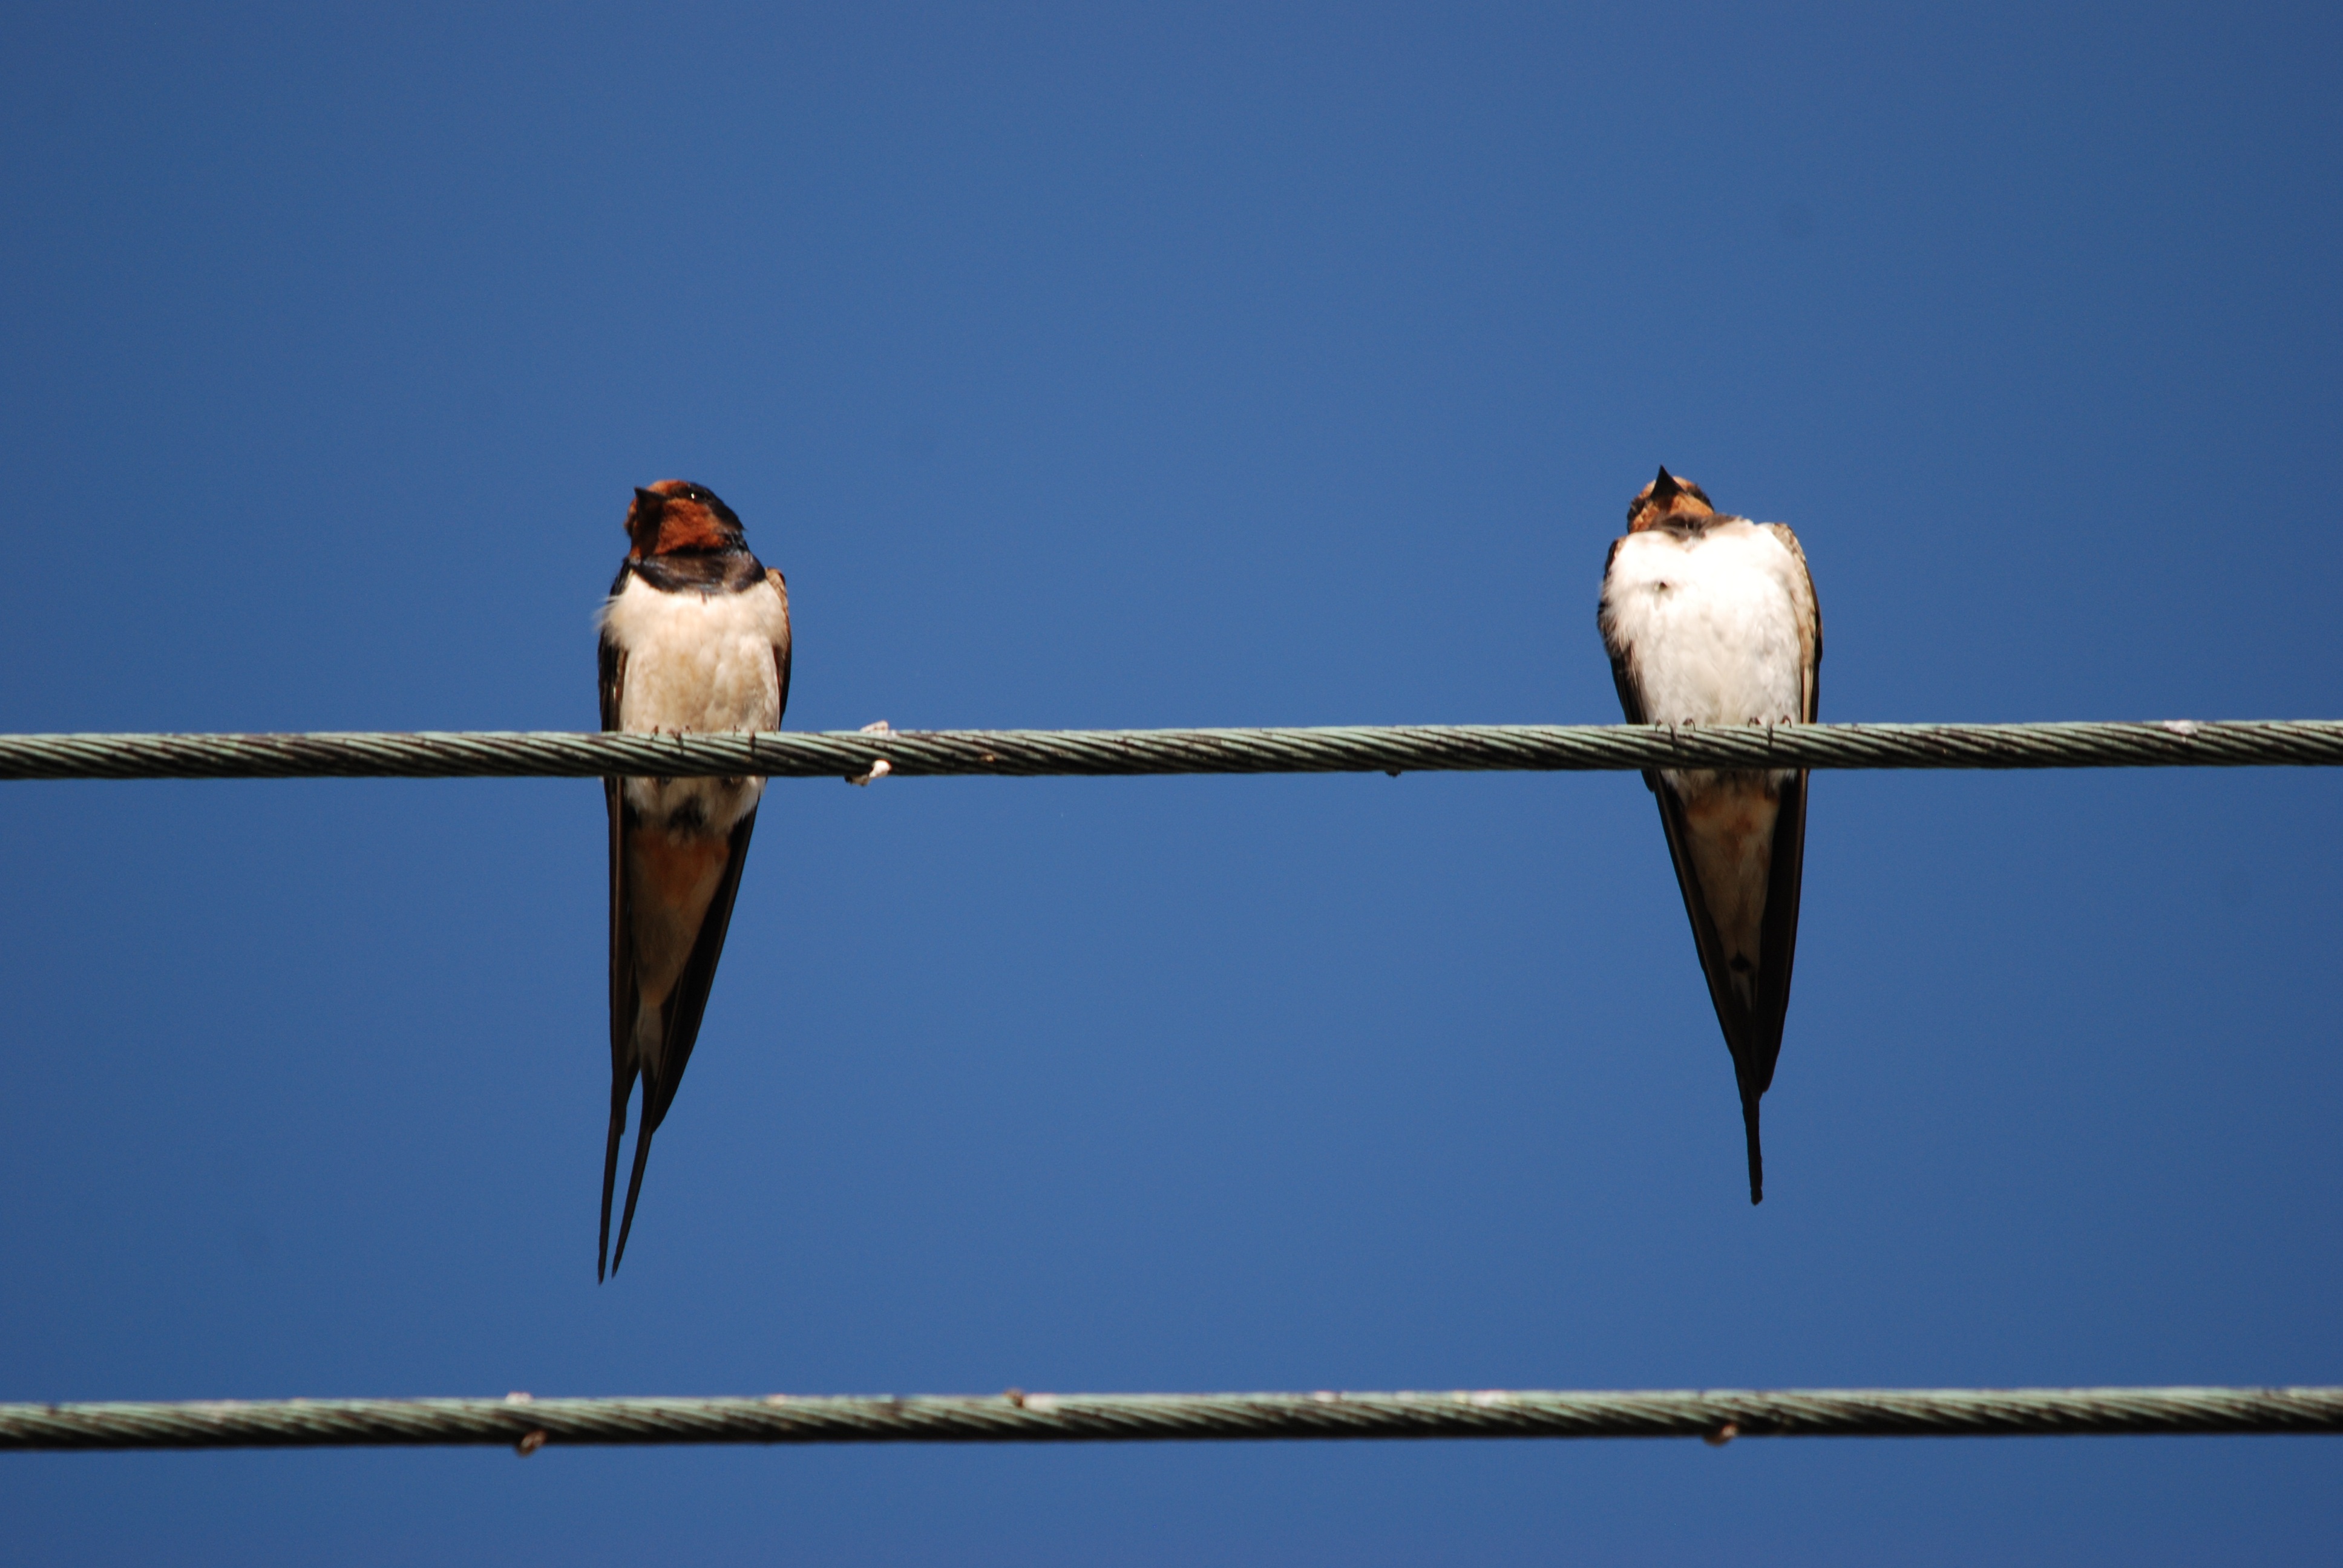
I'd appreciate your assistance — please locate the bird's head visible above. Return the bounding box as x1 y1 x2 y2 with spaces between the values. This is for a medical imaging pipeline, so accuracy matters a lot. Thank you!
1626 466 1716 531
625 480 746 557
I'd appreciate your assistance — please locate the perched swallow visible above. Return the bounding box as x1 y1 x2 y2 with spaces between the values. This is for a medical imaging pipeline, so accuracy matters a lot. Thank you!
1598 467 1821 1203
596 480 791 1278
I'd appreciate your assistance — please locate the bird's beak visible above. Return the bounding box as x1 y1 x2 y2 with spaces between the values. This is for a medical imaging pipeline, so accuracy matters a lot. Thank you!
628 488 667 538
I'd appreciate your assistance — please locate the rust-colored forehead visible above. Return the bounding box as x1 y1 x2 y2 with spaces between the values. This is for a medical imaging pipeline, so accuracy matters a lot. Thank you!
636 480 739 523
1627 474 1716 531
1630 474 1713 507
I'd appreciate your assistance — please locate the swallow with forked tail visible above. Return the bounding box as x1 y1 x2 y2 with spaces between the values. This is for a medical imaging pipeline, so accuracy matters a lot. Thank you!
597 480 791 1277
1598 467 1821 1203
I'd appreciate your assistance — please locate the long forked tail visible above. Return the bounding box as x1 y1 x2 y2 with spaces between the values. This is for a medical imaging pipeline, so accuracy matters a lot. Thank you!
1740 1087 1765 1205
609 1087 661 1279
599 1069 636 1282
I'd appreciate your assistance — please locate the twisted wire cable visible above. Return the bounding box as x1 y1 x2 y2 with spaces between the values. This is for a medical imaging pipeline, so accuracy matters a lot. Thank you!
1 719 2340 781
1 1387 2335 1451
10 734 2330 1457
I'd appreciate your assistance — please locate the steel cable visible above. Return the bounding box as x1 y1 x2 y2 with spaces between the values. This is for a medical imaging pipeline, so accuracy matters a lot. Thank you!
5 736 2338 1452
2 719 2341 781
1 1387 2336 1451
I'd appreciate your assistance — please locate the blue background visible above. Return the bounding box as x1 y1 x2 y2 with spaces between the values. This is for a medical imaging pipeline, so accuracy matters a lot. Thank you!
3 4 2338 1561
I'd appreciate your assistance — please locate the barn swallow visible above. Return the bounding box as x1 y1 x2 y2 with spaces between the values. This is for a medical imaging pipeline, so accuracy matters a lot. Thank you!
1598 467 1821 1203
596 480 791 1278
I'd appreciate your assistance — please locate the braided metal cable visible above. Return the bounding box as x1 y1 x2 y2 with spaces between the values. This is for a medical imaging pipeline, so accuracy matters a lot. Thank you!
1 720 2341 781
1 1387 2335 1451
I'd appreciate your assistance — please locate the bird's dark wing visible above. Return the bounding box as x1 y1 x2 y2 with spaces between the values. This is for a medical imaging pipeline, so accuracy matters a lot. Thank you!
1751 518 1823 1099
1751 772 1807 1107
608 804 759 1278
599 632 638 1281
643 807 757 1141
767 568 792 723
1646 769 1776 1203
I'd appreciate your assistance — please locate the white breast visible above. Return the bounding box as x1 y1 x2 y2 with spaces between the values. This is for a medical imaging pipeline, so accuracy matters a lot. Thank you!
600 572 790 832
600 572 788 736
1599 521 1808 730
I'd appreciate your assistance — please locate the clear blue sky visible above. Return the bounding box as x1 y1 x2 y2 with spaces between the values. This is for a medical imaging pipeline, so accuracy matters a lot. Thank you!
3 4 2339 1563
